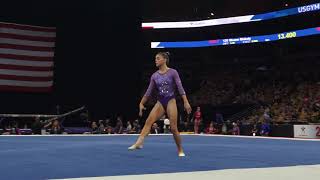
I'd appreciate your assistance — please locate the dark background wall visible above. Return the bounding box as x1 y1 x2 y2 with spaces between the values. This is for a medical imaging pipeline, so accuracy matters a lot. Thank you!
0 1 143 119
142 0 320 21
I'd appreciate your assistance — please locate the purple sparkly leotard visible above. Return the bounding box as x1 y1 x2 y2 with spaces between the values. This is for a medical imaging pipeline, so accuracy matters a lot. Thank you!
144 68 186 110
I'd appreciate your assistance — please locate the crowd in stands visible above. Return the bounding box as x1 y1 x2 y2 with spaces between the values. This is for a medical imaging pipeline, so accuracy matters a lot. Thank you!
88 117 142 134
187 60 320 124
0 117 65 135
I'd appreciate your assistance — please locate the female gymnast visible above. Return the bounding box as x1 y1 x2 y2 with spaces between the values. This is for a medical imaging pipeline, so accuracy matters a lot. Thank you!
128 52 192 157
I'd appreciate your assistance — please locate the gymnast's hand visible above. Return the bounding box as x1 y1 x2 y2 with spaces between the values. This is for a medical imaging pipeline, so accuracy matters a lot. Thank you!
139 103 146 117
184 102 192 114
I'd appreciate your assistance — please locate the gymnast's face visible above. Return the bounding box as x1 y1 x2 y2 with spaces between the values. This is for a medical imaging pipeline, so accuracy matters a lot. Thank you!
155 54 166 67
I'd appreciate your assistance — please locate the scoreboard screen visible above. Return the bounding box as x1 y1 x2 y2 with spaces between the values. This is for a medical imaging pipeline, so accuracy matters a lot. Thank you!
151 27 320 48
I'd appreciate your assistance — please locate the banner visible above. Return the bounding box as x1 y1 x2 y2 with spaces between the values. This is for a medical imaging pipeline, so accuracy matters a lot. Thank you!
294 125 320 139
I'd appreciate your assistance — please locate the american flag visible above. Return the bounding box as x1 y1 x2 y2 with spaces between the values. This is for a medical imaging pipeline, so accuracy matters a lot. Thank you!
0 22 56 92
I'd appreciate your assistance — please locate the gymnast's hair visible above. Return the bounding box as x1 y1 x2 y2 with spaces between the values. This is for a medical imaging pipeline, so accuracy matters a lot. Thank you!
157 52 170 65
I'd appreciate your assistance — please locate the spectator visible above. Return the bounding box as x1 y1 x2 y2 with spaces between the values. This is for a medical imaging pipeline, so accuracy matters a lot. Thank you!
126 121 132 133
221 122 228 134
91 121 99 134
105 118 112 132
193 106 202 134
31 117 43 135
47 120 63 134
151 123 160 134
114 116 123 134
231 122 240 135
260 121 271 136
129 120 141 134
251 123 258 136
106 126 113 134
98 120 105 134
206 122 217 134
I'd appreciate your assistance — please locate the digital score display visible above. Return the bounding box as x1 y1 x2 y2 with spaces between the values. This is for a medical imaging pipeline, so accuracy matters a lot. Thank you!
151 27 320 48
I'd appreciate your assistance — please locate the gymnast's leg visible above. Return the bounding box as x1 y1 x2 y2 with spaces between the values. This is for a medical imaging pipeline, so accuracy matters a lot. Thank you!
166 98 185 156
128 101 164 149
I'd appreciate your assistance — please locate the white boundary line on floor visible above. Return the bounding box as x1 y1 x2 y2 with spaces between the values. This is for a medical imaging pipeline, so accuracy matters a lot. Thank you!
198 134 320 141
1 133 320 141
52 164 320 180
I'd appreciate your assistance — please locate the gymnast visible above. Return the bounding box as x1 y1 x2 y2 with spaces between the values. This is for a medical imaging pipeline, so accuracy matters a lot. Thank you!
128 52 192 157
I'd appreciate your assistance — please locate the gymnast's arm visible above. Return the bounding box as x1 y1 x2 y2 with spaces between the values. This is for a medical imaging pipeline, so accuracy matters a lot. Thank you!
139 75 155 116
